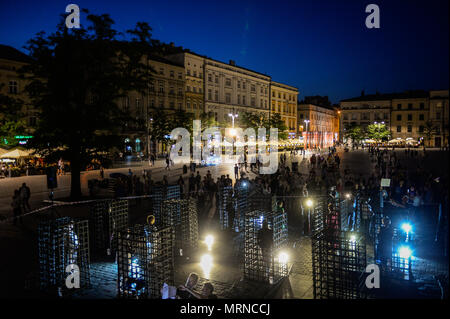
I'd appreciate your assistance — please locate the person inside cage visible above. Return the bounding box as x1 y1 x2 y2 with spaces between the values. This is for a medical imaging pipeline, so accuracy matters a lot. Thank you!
257 220 274 282
378 216 393 272
176 272 199 299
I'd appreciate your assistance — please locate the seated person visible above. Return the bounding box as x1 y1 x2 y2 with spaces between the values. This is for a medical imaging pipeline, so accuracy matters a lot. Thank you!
178 282 218 299
176 272 199 299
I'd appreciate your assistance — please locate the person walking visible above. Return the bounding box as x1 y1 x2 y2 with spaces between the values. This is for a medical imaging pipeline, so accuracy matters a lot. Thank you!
234 164 239 180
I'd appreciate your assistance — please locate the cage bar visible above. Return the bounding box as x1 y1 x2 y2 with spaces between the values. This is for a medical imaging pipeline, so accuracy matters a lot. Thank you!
243 209 289 284
38 217 90 292
90 199 129 255
152 185 181 225
117 225 175 299
161 198 198 255
218 186 233 230
311 196 367 299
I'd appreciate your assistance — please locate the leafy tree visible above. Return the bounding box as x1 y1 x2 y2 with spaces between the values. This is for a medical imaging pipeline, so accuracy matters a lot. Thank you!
239 112 288 140
366 123 390 142
0 87 27 147
20 11 155 199
344 123 366 146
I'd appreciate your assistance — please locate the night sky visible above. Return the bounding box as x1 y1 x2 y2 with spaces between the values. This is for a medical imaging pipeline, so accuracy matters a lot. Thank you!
0 0 448 103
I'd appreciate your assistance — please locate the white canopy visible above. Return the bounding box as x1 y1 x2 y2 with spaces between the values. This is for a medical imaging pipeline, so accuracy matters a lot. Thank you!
0 148 9 156
0 148 33 159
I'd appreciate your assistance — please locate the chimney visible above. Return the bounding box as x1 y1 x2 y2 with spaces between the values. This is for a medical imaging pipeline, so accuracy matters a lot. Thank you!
229 60 235 66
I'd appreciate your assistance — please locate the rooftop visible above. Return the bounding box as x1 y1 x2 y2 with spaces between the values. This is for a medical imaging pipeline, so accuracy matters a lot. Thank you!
340 90 430 102
0 44 33 63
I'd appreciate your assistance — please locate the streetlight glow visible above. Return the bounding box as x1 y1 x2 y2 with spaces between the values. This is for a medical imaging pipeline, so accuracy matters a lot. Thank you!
306 199 313 207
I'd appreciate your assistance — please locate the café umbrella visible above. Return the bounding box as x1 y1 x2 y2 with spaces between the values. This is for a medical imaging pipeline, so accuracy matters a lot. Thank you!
0 148 33 159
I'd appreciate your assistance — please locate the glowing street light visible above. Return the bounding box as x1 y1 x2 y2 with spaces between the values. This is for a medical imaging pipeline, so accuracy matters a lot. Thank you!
401 223 412 234
200 254 213 278
398 246 412 259
306 199 313 207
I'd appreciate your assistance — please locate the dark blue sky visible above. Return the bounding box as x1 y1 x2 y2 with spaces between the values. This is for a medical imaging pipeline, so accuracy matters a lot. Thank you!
0 0 448 103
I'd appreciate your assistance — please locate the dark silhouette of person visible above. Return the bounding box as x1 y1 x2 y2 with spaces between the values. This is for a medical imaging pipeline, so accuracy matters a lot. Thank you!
257 220 273 281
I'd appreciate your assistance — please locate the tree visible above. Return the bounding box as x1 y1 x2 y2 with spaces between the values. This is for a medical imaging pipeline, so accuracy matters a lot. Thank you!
0 86 27 147
20 12 155 199
239 112 288 140
344 123 366 146
423 120 437 148
366 123 390 142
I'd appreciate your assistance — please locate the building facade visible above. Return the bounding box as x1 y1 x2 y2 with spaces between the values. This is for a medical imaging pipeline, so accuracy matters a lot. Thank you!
165 52 204 119
0 45 36 147
271 81 298 138
204 59 271 127
297 103 339 148
340 90 449 147
121 55 185 155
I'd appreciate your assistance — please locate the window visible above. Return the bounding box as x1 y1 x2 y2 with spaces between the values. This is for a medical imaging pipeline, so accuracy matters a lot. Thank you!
214 90 218 101
225 78 231 87
159 81 164 93
170 101 175 109
215 76 218 84
193 103 197 109
159 100 164 108
278 93 281 99
242 95 246 105
178 88 183 96
187 69 191 76
419 114 424 121
397 114 402 121
419 125 424 133
187 101 190 109
178 72 182 79
208 89 212 100
123 97 130 111
225 93 231 103
251 97 256 106
186 86 190 92
208 74 212 82
260 99 263 107
408 103 412 110
407 125 412 133
242 82 246 89
436 112 441 120
150 99 155 107
193 87 197 93
159 68 164 75
237 95 241 104
436 126 441 134
169 86 175 95
407 114 412 121
351 113 357 120
251 85 256 93
272 91 275 97
397 126 401 132
193 71 197 77
170 70 174 78
420 102 424 110
384 113 388 119
8 80 18 94
397 104 401 110
343 114 348 120
237 81 241 89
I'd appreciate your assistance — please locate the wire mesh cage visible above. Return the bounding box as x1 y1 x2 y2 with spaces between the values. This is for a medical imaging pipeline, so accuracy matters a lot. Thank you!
390 229 413 281
38 217 90 292
243 210 289 284
117 225 175 299
311 197 367 299
234 183 250 232
90 199 129 255
161 198 198 255
151 185 181 225
218 186 233 230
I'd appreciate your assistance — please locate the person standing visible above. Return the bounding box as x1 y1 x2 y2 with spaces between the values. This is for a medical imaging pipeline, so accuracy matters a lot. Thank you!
19 183 31 212
258 220 274 283
234 164 239 180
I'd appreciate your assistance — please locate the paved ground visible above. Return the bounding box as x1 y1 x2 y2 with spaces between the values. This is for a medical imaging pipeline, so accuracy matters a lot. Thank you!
0 147 448 299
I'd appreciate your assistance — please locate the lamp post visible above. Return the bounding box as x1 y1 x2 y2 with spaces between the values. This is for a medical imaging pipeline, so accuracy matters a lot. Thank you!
304 119 310 150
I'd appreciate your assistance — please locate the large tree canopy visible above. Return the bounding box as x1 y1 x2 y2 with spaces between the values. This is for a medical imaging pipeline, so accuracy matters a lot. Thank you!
20 11 155 199
366 123 390 142
240 112 288 140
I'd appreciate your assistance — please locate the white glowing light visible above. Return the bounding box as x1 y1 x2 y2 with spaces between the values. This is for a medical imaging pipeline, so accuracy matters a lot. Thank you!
278 252 289 264
205 235 214 251
200 254 213 278
306 199 313 207
401 223 412 234
398 246 412 259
